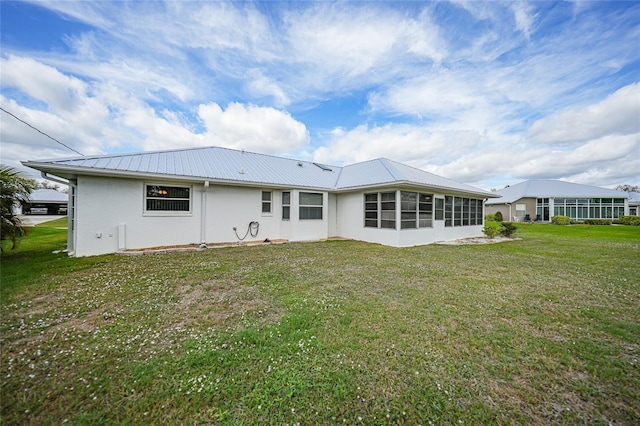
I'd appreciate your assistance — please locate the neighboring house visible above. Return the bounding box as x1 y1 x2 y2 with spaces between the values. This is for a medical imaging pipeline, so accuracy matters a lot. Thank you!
23 146 498 257
628 192 640 216
485 180 629 222
19 189 69 215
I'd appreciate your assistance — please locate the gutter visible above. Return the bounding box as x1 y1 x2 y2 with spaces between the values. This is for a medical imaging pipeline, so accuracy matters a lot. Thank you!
40 171 69 186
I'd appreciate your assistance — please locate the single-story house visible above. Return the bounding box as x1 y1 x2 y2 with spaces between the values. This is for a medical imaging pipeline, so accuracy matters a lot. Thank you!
22 188 69 215
23 146 498 257
485 179 630 222
628 192 640 216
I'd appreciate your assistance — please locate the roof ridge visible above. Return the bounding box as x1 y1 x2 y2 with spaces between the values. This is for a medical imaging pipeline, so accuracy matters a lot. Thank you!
378 158 406 181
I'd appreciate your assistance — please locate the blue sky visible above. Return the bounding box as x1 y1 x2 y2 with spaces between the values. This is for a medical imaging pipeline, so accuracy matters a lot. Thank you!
1 0 638 190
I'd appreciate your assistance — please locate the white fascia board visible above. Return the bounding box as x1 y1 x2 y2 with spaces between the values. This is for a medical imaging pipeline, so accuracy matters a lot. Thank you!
333 180 497 198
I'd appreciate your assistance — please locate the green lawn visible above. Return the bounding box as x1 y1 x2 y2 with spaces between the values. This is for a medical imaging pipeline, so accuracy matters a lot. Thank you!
1 223 639 425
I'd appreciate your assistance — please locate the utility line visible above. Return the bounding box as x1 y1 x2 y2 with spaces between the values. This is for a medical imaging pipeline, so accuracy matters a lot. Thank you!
0 107 84 156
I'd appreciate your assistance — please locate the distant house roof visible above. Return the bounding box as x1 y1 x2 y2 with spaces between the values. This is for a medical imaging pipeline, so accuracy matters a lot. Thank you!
28 189 68 203
485 179 628 205
23 146 496 198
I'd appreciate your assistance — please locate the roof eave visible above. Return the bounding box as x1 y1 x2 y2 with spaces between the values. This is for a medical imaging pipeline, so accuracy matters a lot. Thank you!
334 180 497 198
21 161 334 192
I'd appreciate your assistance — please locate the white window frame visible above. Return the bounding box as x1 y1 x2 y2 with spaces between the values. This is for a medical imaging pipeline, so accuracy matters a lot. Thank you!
261 191 273 216
282 191 291 221
143 183 192 216
299 192 323 220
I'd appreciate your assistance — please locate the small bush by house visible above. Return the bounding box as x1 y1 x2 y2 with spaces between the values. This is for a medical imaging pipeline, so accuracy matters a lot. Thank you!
494 211 503 222
483 221 502 238
485 213 496 222
613 216 640 226
500 222 518 237
551 215 571 225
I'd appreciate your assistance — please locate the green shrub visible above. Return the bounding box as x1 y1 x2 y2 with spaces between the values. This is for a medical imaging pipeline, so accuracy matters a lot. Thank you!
551 215 571 225
501 222 518 237
485 213 496 222
615 215 640 226
494 211 503 222
483 221 502 238
584 219 612 225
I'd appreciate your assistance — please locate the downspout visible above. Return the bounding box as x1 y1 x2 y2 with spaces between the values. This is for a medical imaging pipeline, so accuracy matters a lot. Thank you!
67 180 77 256
200 181 209 248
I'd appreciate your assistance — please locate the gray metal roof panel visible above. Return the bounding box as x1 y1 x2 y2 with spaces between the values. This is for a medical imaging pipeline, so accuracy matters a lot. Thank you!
27 146 339 188
335 158 495 197
627 191 640 204
24 146 493 196
28 189 68 203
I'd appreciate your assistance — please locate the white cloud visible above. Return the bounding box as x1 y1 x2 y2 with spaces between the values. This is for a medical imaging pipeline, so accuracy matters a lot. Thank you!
509 2 537 39
198 102 309 154
1 55 309 159
245 69 290 107
368 70 494 120
0 56 108 127
313 123 481 167
527 83 640 144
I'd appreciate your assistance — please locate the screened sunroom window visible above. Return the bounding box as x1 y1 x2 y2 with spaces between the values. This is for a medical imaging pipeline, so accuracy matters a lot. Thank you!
401 191 417 229
299 192 323 220
435 198 444 221
145 185 190 212
380 192 396 229
364 192 396 229
400 191 433 229
444 196 453 227
364 193 378 228
454 197 463 226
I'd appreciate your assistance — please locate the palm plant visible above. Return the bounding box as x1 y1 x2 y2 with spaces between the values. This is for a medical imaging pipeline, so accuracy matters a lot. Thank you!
1 165 35 251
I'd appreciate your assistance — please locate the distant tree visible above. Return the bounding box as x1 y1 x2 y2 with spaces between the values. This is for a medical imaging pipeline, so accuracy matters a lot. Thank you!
1 165 35 251
615 184 640 193
35 180 68 193
36 181 59 190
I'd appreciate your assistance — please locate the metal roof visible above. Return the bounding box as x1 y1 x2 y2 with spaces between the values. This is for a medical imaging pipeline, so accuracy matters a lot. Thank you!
23 146 494 196
485 179 629 205
337 158 494 196
28 189 68 203
628 191 640 205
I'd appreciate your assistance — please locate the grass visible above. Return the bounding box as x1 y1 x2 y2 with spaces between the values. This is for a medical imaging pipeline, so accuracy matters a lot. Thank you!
1 222 639 425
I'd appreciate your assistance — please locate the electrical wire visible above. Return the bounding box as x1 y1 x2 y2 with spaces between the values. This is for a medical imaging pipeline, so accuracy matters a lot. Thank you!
234 221 260 241
0 107 84 156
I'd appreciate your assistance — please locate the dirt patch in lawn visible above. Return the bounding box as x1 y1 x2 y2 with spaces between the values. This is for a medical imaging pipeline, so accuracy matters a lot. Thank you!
175 280 279 328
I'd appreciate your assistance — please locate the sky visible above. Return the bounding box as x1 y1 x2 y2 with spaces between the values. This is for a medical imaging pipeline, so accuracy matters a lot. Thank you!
1 0 638 190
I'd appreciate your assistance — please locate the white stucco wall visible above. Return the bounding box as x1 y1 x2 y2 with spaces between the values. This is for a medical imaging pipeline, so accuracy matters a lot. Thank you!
72 176 332 256
202 187 329 244
72 176 488 256
74 176 202 256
